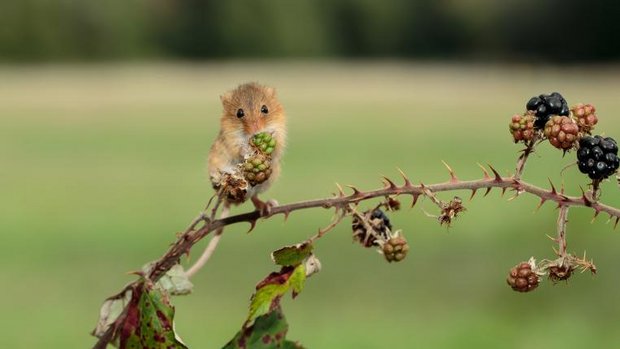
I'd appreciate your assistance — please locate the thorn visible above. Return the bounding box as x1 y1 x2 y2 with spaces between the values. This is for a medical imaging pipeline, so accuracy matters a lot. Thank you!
441 160 458 183
410 194 420 208
335 183 345 197
501 187 507 197
381 176 398 190
247 219 257 233
477 163 490 179
469 188 477 201
548 178 557 195
545 234 558 242
127 270 145 277
347 185 363 197
615 217 619 229
282 210 291 222
397 168 413 187
483 187 492 197
507 191 520 201
591 210 600 223
579 186 592 206
487 164 502 182
534 198 547 212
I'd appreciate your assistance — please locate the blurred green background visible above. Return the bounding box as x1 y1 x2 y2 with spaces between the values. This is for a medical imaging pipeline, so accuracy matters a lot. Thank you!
2 1 620 349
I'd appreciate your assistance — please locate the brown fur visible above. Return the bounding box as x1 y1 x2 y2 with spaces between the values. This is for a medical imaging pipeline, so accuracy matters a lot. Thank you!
208 82 287 199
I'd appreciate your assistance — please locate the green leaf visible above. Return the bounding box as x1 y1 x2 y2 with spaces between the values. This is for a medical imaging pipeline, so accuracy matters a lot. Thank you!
119 282 187 349
222 307 305 349
271 242 314 267
248 265 306 324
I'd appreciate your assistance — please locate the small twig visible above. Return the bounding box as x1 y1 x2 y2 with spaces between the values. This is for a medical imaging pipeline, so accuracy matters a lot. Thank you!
185 197 227 278
514 135 539 180
310 210 345 242
557 205 569 258
420 185 443 209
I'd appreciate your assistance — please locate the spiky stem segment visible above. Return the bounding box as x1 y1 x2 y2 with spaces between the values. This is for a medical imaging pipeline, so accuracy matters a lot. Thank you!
93 165 620 348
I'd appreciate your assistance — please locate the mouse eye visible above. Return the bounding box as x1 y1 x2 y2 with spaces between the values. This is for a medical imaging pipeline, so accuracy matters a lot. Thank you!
261 105 269 114
236 108 245 118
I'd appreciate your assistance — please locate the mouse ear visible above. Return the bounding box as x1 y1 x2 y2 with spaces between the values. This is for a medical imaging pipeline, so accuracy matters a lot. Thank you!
264 86 276 98
220 91 233 105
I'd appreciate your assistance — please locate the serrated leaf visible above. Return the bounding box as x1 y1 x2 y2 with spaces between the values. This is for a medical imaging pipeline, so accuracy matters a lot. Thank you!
119 282 187 349
248 264 306 324
271 242 313 266
222 307 305 349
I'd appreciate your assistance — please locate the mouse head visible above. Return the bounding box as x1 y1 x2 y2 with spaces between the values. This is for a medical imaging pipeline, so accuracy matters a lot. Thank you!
220 82 285 136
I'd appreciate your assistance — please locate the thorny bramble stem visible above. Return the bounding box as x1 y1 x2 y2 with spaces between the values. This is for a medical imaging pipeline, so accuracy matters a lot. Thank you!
93 165 620 348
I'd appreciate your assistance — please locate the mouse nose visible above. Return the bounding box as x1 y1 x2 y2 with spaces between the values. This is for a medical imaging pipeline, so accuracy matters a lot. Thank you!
247 120 263 135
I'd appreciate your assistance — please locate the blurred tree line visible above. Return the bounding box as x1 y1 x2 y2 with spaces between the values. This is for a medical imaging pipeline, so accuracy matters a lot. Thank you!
1 0 618 62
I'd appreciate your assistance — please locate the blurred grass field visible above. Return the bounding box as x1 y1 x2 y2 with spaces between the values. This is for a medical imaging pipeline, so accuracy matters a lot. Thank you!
2 62 620 348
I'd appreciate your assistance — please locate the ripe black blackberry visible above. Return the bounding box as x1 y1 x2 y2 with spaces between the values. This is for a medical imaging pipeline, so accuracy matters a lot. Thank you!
526 92 570 129
577 135 620 180
352 209 392 247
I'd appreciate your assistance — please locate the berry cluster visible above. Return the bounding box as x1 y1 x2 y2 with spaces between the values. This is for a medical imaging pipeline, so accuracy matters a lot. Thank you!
510 92 619 183
352 208 409 263
242 132 277 186
506 261 539 293
526 92 570 129
577 135 619 180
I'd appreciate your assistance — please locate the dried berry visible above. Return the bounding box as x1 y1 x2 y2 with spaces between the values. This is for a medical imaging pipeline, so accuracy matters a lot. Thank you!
382 236 409 263
438 196 466 226
526 92 569 129
216 173 248 204
571 103 598 134
509 113 536 143
543 116 579 150
577 135 620 180
387 197 401 211
548 264 574 283
507 262 539 293
352 209 392 247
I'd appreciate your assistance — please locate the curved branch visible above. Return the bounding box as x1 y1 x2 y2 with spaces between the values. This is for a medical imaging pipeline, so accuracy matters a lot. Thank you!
93 167 620 348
